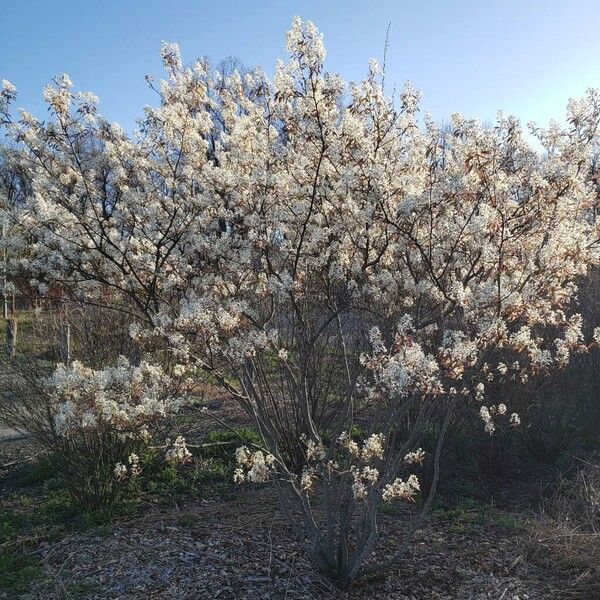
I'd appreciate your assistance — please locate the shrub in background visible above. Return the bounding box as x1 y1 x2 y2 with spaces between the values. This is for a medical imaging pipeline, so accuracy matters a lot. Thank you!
0 356 186 511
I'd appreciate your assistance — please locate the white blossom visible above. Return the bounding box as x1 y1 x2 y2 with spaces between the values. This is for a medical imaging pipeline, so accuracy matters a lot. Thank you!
48 357 183 438
404 448 426 465
166 436 192 465
360 433 385 462
382 474 420 502
114 462 128 481
235 446 276 484
300 467 316 493
480 406 496 435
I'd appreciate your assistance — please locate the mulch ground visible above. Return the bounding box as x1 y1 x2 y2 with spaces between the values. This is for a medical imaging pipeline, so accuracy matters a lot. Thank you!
1 399 592 600
10 487 572 600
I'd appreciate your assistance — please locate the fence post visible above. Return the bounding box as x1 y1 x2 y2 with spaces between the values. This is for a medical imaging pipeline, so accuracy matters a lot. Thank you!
5 315 16 358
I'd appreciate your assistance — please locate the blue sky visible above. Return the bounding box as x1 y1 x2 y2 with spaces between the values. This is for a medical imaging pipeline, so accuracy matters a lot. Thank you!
1 0 599 131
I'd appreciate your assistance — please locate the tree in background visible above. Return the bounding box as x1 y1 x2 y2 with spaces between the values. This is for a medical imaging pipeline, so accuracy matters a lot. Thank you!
0 143 34 357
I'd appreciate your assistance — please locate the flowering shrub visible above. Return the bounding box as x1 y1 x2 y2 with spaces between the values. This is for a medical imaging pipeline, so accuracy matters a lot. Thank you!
1 16 600 585
44 357 188 509
0 354 188 511
48 424 145 512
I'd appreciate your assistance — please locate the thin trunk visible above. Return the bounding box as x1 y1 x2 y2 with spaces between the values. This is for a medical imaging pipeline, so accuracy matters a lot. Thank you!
5 298 17 358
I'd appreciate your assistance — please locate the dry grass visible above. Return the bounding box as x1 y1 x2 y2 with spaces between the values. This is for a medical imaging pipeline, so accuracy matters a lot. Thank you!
529 456 600 599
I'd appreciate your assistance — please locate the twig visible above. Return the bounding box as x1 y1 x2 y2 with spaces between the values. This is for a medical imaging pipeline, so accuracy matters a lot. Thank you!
0 449 43 470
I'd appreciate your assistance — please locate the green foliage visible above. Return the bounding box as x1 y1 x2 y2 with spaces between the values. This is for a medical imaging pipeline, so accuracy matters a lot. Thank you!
142 458 231 502
0 476 58 595
432 499 522 533
14 454 55 487
0 549 43 594
201 427 262 462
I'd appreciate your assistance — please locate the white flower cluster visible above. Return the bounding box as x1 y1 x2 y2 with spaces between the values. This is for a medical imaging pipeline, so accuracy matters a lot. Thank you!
286 16 326 71
160 41 182 73
129 453 141 477
381 474 420 503
301 434 326 461
114 453 141 481
300 467 316 493
480 404 520 434
114 462 127 481
361 325 443 401
49 357 182 437
165 436 193 465
479 406 496 434
351 465 380 501
234 446 276 484
338 431 385 462
403 448 426 465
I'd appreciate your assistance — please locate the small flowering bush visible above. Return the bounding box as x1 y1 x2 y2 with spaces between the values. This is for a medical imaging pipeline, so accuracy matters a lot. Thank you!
0 355 187 511
44 424 145 512
46 357 189 510
2 17 600 586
